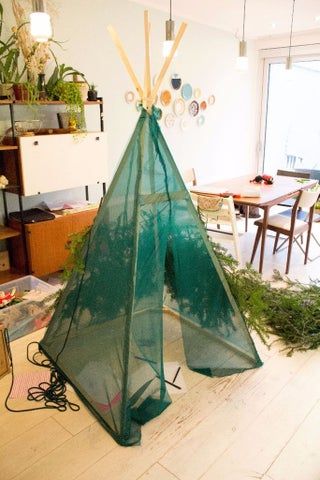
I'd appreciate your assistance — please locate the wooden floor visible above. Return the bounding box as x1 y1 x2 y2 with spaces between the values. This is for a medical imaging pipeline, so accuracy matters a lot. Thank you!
1 217 320 480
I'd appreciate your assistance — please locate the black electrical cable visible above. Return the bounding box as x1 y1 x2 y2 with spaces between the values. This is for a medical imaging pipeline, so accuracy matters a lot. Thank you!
4 331 79 413
5 215 93 414
288 0 296 61
242 0 247 42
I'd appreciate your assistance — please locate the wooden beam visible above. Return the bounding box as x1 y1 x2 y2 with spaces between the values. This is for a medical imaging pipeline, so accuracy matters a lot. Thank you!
143 11 152 111
107 25 144 99
151 22 187 103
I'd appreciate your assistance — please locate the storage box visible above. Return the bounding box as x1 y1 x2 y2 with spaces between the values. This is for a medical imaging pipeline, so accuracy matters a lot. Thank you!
0 276 59 341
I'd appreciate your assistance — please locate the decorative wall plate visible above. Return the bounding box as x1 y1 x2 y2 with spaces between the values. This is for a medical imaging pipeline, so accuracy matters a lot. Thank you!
197 115 205 127
200 100 207 110
173 98 185 116
160 90 172 106
188 100 199 117
194 88 201 99
180 118 190 131
165 113 175 128
125 90 135 103
208 94 216 105
171 74 182 90
181 83 193 100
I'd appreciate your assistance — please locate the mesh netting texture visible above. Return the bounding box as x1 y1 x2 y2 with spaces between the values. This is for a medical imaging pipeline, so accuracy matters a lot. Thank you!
40 108 262 446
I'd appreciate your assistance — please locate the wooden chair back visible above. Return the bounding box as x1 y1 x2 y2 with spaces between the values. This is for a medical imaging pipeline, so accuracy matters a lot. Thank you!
277 169 310 179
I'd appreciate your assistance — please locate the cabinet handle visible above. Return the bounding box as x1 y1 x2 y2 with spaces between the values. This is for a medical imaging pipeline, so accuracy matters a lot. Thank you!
33 141 39 146
95 136 100 141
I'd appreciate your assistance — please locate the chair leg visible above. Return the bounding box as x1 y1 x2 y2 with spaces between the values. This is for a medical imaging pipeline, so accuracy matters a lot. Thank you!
285 236 294 274
230 219 242 264
300 233 303 245
250 226 262 264
273 233 280 254
304 227 313 265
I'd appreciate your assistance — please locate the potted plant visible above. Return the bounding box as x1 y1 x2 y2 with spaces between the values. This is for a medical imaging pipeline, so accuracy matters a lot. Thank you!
0 2 25 98
87 84 98 101
46 63 88 129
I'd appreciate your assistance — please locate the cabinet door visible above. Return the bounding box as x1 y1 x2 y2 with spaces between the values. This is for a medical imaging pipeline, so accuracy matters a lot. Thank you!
18 132 108 196
9 209 98 276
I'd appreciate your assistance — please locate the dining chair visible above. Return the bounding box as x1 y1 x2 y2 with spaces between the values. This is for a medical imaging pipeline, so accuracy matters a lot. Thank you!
197 194 242 263
276 169 311 208
250 189 319 274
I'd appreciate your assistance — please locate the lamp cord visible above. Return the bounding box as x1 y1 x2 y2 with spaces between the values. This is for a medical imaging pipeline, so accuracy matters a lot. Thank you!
170 0 172 21
242 0 247 41
288 0 296 60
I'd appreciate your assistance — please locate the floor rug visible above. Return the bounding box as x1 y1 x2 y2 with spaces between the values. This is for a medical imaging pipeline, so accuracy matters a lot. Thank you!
10 370 51 399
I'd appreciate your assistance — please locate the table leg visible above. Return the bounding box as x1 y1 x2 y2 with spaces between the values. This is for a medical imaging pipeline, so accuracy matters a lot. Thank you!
259 206 269 274
244 205 249 232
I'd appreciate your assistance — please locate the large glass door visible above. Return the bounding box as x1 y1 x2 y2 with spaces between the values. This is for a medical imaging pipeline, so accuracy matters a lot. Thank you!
263 59 320 179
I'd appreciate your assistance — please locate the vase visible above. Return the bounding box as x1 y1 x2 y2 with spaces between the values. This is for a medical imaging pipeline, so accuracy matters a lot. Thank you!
0 83 13 100
13 84 29 102
37 73 46 100
87 90 98 101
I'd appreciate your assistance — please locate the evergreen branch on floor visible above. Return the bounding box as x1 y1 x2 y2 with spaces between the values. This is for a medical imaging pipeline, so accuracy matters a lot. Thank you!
212 242 320 355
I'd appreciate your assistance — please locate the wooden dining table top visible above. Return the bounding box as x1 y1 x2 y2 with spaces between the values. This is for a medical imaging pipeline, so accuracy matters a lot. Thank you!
190 175 318 208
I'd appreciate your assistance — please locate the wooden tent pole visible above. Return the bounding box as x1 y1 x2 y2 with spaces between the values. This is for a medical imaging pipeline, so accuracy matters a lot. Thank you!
143 11 152 111
107 25 144 99
151 22 187 103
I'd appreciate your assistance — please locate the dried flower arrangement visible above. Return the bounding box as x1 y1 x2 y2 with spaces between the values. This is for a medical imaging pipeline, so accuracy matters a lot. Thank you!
11 0 52 83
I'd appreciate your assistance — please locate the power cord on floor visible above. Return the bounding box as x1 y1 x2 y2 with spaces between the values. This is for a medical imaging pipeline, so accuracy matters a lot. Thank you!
4 331 80 413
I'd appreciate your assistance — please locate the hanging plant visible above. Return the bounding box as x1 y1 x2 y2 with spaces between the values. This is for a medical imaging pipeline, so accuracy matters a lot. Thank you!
50 79 85 129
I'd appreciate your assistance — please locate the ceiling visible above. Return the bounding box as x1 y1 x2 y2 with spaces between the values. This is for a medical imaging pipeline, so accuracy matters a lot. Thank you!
130 0 320 39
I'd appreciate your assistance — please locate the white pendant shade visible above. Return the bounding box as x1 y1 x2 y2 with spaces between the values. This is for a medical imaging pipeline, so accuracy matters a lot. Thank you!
30 12 52 42
236 40 248 70
236 55 249 70
162 40 174 57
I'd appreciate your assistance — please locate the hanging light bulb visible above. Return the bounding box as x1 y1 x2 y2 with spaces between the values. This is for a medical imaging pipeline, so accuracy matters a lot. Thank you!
236 0 248 70
163 0 177 57
286 0 296 70
30 0 52 42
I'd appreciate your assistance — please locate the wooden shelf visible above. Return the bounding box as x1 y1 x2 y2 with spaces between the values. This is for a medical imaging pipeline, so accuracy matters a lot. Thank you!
0 226 21 241
13 100 103 105
0 145 18 151
0 100 12 105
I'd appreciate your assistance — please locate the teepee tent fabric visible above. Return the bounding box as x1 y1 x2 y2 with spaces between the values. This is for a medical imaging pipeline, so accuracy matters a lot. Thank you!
40 108 262 446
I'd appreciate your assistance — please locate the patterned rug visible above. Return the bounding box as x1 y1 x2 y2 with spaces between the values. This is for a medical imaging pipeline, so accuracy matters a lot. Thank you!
10 370 51 399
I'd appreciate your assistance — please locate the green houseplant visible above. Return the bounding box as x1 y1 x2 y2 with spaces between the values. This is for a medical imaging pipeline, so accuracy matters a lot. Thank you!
0 2 25 98
46 63 88 129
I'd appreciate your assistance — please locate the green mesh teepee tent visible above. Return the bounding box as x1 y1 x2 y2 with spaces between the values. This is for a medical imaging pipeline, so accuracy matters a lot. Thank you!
40 13 262 446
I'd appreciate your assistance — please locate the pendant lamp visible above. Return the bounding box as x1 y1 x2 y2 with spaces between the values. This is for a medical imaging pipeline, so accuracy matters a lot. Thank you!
236 0 248 70
286 0 296 70
30 0 52 42
163 0 176 57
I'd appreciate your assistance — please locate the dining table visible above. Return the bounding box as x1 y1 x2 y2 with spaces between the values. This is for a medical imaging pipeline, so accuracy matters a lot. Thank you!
190 174 318 273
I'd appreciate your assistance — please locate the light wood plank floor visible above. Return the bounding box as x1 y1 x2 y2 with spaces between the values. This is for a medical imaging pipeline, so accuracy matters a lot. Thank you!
1 217 320 480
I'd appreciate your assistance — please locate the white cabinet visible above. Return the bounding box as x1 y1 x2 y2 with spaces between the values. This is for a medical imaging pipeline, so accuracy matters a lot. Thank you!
18 131 108 196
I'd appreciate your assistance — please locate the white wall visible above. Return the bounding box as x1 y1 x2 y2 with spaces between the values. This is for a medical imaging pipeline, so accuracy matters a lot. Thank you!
1 0 260 211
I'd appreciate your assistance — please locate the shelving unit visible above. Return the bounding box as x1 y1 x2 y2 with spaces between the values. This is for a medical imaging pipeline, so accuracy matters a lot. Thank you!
0 98 107 278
